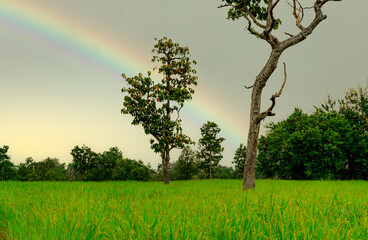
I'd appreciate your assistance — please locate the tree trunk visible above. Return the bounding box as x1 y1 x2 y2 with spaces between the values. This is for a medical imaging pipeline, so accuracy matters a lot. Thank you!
162 145 170 184
209 152 213 180
243 48 282 190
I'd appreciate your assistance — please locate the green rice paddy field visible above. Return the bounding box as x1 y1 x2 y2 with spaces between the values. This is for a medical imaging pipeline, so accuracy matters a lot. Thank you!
0 180 367 239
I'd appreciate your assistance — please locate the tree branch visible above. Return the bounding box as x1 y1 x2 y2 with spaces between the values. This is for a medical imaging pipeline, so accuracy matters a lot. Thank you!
280 0 334 51
246 7 267 29
218 3 232 9
244 14 263 38
256 62 287 123
260 0 281 48
293 0 305 30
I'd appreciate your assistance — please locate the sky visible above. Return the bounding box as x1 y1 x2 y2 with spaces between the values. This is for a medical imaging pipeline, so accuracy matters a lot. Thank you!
1 0 367 168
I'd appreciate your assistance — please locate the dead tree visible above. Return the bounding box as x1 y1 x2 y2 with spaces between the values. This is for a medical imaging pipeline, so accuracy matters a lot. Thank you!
218 0 342 190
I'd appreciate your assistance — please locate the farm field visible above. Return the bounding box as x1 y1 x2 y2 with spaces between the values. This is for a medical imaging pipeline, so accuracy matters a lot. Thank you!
0 180 367 240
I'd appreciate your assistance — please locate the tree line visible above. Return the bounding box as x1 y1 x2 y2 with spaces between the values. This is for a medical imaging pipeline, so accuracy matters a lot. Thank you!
1 121 248 182
0 145 246 182
3 84 368 182
257 84 368 180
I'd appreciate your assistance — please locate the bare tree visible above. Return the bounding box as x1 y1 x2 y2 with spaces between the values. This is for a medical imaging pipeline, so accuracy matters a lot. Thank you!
218 0 342 190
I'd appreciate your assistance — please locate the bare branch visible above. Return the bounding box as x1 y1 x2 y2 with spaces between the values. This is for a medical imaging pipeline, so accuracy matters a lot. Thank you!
285 32 294 37
280 0 336 51
244 85 253 89
256 62 287 123
218 3 232 9
272 0 281 8
293 0 305 30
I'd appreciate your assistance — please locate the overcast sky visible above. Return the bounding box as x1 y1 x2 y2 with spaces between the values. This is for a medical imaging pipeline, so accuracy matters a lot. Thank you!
1 0 367 168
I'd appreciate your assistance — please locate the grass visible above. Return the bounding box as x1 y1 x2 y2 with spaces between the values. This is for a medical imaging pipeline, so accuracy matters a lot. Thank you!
0 180 367 239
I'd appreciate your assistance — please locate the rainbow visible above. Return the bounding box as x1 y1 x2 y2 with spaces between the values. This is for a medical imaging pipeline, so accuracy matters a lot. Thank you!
0 1 246 147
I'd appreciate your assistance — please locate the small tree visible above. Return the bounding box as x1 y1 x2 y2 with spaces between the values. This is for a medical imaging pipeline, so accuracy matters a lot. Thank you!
70 145 98 181
198 121 225 179
172 146 198 180
232 144 247 177
121 37 198 184
0 145 15 181
218 0 342 190
0 146 10 162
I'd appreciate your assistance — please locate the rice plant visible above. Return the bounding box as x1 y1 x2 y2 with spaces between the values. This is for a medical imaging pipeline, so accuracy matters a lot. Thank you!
0 180 367 239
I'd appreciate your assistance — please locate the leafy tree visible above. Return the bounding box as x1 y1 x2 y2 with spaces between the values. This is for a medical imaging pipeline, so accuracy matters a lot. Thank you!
232 144 247 177
0 145 16 181
172 146 198 180
214 165 237 179
44 167 67 181
70 145 98 181
257 108 368 180
35 157 66 181
319 84 368 133
88 147 122 181
24 157 37 181
198 121 225 179
218 0 342 190
121 37 198 184
112 158 150 181
17 163 30 181
0 146 9 160
316 83 368 178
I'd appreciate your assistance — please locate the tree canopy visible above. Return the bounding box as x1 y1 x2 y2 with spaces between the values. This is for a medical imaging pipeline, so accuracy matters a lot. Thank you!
198 121 225 179
257 108 368 180
70 145 98 181
121 37 198 184
232 144 247 177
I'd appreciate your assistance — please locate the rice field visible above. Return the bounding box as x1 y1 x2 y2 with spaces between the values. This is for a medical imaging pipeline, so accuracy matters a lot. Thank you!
0 180 367 239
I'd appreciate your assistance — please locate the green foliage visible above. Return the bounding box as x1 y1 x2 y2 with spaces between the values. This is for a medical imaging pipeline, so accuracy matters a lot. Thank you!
87 147 122 181
112 158 150 181
319 84 368 133
35 157 66 181
257 108 368 180
171 146 199 180
232 144 247 176
1 180 367 239
17 163 30 181
213 165 238 179
44 167 67 181
0 146 10 162
70 145 98 181
198 121 225 179
222 0 282 30
0 145 16 181
121 37 197 155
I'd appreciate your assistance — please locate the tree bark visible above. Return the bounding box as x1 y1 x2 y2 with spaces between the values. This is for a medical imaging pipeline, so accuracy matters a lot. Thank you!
209 153 212 180
243 48 282 190
162 149 170 184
